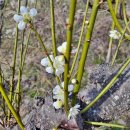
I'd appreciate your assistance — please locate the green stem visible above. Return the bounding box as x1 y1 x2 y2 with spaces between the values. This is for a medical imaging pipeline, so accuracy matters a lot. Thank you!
81 58 130 113
70 0 90 76
64 0 77 114
8 0 21 121
72 0 99 106
31 27 61 85
107 0 130 40
85 121 130 129
50 0 57 57
15 30 25 113
122 0 130 33
106 0 119 63
111 21 130 65
0 69 24 130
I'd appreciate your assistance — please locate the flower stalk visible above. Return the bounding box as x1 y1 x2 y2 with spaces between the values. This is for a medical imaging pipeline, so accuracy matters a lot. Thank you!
72 0 99 106
64 0 77 114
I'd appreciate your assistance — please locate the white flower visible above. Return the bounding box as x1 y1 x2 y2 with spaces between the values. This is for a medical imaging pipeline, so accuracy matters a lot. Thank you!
53 82 74 102
13 14 23 23
53 55 65 76
53 100 63 109
68 104 80 120
29 8 37 17
18 21 26 30
61 82 74 92
13 6 37 30
53 85 64 102
109 30 121 39
57 42 67 54
41 55 54 74
20 6 28 15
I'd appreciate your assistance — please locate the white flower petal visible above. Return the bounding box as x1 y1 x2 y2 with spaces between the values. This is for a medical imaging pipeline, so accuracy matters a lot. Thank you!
55 67 64 76
74 104 80 109
61 82 64 88
13 14 23 23
49 55 54 61
53 85 61 94
20 6 28 14
57 42 67 54
29 8 37 17
53 100 63 109
18 21 26 30
68 104 80 120
41 58 49 66
46 67 53 74
109 30 121 39
68 84 74 92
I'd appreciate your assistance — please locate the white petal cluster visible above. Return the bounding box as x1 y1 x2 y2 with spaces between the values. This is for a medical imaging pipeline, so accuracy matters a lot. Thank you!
13 6 37 30
68 104 80 120
109 30 121 39
53 82 74 109
41 55 65 76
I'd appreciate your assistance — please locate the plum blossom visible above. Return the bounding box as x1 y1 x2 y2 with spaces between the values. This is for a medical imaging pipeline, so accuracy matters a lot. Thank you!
53 82 74 102
13 6 37 30
41 55 65 76
68 104 80 120
109 30 121 39
53 82 74 109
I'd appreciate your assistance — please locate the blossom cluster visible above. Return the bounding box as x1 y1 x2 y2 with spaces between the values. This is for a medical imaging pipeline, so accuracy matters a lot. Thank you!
109 30 121 39
41 42 67 76
13 6 37 30
41 42 80 119
53 82 74 109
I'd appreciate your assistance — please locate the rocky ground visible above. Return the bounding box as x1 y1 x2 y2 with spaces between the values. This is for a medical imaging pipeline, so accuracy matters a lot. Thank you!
1 0 130 130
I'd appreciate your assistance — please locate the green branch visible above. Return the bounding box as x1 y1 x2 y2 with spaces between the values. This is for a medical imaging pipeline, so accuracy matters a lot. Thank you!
50 0 57 57
72 0 99 106
70 0 90 76
85 121 130 129
64 0 77 114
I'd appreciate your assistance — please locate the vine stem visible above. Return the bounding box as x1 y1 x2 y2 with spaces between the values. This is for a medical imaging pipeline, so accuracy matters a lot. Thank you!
64 0 77 114
72 0 99 106
81 58 130 113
